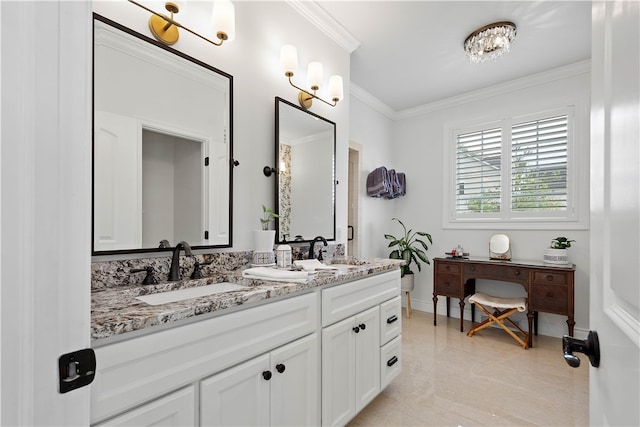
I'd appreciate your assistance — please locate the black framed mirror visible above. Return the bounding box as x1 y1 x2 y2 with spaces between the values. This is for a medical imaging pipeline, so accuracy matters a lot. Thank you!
274 97 336 244
92 14 233 255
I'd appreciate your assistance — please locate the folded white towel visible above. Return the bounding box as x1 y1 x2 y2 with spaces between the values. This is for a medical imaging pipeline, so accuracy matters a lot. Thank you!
242 267 309 283
469 292 527 312
293 259 338 272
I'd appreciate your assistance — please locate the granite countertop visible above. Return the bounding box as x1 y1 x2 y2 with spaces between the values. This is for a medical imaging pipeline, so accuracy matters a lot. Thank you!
91 257 402 344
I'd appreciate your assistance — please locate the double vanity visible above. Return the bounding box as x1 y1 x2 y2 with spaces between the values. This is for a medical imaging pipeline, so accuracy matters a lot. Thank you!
90 258 403 426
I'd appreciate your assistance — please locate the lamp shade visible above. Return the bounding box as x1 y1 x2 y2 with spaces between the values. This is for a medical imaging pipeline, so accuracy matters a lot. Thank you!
280 45 298 75
212 0 235 42
328 75 343 101
307 62 323 90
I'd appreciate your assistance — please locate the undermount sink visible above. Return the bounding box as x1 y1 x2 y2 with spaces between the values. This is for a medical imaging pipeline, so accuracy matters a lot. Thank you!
135 282 248 306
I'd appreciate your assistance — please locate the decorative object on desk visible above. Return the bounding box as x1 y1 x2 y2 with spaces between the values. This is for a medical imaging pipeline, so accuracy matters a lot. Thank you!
543 236 575 265
446 244 468 258
489 233 512 260
385 217 433 318
276 244 292 269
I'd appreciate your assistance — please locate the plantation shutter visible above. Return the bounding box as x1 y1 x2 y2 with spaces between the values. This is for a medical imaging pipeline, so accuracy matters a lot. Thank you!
511 115 568 212
455 127 502 213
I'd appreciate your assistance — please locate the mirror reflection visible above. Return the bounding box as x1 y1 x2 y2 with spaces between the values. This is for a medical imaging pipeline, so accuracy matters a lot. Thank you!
92 15 233 254
275 97 335 243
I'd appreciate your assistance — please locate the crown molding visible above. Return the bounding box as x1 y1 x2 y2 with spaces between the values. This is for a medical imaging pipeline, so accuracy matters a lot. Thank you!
350 83 397 120
285 0 361 53
396 60 592 120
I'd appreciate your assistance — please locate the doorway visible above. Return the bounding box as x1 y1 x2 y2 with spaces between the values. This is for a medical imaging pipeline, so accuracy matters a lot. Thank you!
348 142 362 256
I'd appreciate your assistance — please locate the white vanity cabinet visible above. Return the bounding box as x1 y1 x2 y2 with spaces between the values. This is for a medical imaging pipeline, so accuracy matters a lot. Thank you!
90 292 317 425
321 270 401 426
200 333 319 426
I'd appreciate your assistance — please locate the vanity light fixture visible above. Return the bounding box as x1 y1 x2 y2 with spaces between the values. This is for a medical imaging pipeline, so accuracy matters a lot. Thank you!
127 0 235 47
280 45 343 110
464 21 517 63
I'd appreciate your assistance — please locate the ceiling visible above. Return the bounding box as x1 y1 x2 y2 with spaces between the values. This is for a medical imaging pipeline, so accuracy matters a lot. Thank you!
309 1 592 112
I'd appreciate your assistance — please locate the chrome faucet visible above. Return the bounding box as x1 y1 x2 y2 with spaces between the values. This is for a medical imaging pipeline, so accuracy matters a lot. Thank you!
308 236 328 259
169 241 192 281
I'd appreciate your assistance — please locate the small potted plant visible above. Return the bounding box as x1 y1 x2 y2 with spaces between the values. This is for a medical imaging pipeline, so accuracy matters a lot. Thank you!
385 217 433 287
543 236 575 265
253 205 280 264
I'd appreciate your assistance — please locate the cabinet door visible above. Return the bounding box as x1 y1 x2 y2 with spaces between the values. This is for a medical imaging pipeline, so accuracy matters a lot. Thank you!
354 306 380 412
94 386 195 427
200 354 270 426
270 333 319 426
322 316 357 426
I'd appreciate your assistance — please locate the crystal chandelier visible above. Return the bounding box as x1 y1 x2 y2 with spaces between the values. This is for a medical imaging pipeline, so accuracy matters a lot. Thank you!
464 21 517 63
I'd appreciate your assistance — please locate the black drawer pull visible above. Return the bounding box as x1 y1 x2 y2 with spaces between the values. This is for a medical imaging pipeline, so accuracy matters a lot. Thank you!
387 315 398 324
262 370 272 381
353 326 360 333
275 363 285 374
387 356 398 367
359 323 366 330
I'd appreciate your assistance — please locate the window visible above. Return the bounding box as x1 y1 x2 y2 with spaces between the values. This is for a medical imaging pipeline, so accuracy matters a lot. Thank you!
446 107 582 228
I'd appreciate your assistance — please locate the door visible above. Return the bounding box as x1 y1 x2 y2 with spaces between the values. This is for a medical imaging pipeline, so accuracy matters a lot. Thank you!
200 354 271 426
354 306 380 412
322 316 357 426
589 1 640 425
1 2 93 426
348 142 362 256
270 333 319 426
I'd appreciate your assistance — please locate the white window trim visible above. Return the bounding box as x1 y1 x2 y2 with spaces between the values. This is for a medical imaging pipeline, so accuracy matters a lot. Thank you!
442 104 589 230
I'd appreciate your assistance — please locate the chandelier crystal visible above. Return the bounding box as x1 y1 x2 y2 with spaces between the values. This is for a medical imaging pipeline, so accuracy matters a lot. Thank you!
464 21 517 63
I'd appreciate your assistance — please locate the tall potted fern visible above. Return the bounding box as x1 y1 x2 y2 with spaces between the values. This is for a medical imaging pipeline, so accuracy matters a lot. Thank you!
385 218 433 291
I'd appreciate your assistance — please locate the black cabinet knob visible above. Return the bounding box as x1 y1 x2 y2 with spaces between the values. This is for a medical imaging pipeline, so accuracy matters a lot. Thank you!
359 323 366 330
275 363 286 373
352 326 360 333
262 370 272 380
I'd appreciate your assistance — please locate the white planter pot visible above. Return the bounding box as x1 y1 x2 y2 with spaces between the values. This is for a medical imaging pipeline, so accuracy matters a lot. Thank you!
401 273 415 292
543 248 569 265
253 230 276 253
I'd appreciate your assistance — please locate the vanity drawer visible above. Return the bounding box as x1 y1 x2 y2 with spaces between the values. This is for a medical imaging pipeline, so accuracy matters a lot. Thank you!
322 270 400 327
380 335 402 390
379 296 401 345
437 262 461 275
434 274 462 295
465 263 526 282
530 283 569 314
532 271 568 285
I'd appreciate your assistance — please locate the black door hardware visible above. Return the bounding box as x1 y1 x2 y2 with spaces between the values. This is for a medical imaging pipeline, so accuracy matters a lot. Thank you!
563 330 600 368
58 348 96 393
347 225 354 241
387 315 398 324
262 370 272 380
276 363 286 373
387 356 398 367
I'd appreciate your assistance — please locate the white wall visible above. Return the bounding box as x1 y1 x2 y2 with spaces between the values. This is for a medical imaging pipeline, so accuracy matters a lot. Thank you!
352 64 591 338
92 0 350 255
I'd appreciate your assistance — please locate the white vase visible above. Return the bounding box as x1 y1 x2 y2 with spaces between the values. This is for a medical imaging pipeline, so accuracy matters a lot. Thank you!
401 272 415 292
253 230 276 253
543 248 569 265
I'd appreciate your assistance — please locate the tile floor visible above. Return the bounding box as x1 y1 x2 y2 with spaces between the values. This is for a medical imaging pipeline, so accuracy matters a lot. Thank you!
348 310 589 426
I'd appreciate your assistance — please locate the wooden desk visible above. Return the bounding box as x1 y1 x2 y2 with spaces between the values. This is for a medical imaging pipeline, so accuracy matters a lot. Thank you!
432 257 575 347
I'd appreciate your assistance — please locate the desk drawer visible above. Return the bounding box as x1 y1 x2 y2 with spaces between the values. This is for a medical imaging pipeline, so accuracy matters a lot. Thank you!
434 274 462 295
465 263 526 282
532 271 567 285
530 283 569 314
437 262 461 275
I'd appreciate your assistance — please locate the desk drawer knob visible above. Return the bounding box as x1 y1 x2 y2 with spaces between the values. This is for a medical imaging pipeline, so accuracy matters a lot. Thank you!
445 265 451 271
546 292 554 298
514 270 520 276
443 282 450 288
546 275 554 281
